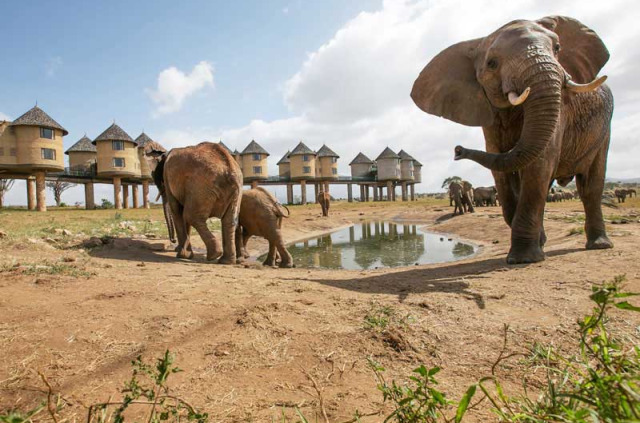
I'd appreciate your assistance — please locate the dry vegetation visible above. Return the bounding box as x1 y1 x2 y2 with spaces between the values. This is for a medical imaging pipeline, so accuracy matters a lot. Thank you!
0 196 639 422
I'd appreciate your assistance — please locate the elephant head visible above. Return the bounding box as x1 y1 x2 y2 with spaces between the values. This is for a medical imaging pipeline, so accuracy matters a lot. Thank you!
143 147 176 244
411 16 609 172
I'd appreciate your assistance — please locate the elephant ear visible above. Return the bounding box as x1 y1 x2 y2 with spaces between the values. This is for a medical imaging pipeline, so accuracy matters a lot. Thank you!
537 16 609 84
411 38 494 127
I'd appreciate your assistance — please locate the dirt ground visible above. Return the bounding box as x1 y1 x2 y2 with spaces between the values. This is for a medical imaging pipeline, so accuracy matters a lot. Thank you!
0 197 639 422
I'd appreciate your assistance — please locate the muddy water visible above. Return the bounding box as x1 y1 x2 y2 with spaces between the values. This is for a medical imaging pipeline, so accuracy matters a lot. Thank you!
280 221 477 270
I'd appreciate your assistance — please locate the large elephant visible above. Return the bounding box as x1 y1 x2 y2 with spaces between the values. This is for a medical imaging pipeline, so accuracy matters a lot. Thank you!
411 16 613 263
474 186 498 206
461 180 475 213
236 187 293 268
146 142 242 264
317 191 330 217
614 189 627 203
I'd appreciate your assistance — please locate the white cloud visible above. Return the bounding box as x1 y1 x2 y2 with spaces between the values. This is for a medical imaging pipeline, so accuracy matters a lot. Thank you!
45 56 63 77
0 112 10 121
147 61 215 116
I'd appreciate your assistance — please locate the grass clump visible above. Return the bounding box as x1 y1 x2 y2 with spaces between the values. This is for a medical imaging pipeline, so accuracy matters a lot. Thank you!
567 226 585 236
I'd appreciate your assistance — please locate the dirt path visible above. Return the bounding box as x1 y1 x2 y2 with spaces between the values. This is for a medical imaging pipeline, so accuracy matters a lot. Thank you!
0 199 639 422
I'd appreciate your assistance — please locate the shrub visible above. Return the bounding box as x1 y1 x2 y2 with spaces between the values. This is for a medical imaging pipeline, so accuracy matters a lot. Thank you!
101 198 114 209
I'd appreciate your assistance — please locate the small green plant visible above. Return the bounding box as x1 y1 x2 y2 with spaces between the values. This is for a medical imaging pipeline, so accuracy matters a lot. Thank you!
478 274 640 422
88 350 208 423
114 212 123 221
364 304 396 330
567 226 585 236
0 403 44 423
369 360 475 423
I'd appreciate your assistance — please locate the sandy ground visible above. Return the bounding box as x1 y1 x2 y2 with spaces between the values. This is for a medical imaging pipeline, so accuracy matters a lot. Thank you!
0 198 639 422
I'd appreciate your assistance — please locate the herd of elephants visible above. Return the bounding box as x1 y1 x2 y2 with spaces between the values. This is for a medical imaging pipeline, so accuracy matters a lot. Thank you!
142 16 624 267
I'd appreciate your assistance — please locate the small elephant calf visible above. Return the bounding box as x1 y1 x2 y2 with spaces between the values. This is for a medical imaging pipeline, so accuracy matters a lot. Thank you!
236 187 294 268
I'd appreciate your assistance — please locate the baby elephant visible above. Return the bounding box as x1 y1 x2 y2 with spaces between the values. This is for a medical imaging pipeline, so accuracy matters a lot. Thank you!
236 187 294 268
317 191 330 217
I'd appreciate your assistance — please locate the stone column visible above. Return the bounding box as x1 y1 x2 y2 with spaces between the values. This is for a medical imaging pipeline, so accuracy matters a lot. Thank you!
365 185 370 202
287 184 293 204
27 177 36 210
347 183 353 203
85 182 95 210
410 184 415 201
113 177 122 209
373 185 379 201
401 182 408 201
387 181 393 202
251 180 258 189
392 184 397 201
324 181 329 193
122 184 129 209
379 186 384 200
300 180 307 205
142 180 150 208
35 171 46 212
132 184 139 208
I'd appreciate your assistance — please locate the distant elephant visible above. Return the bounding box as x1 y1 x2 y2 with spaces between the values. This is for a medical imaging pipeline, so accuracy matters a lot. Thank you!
146 142 242 264
411 16 613 263
317 191 330 217
449 181 465 215
236 187 293 268
474 186 498 206
461 181 475 212
625 188 636 198
614 189 627 203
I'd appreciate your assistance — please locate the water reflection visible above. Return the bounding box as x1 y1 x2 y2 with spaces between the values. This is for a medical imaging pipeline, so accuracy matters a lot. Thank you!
276 222 477 270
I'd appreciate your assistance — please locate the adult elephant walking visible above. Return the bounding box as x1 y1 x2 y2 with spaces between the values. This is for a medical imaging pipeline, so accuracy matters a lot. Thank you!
317 191 330 217
411 16 613 263
449 181 465 216
474 186 498 207
147 142 242 264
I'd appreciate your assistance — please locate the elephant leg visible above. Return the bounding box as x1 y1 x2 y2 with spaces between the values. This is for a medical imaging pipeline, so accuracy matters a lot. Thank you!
169 198 194 259
219 192 240 264
191 219 221 261
577 146 613 250
275 231 293 268
493 171 519 227
263 241 277 267
235 225 245 262
506 166 552 264
242 232 251 258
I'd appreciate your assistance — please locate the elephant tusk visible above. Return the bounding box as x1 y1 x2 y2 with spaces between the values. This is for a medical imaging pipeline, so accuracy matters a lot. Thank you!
565 75 607 93
507 87 530 106
155 192 161 202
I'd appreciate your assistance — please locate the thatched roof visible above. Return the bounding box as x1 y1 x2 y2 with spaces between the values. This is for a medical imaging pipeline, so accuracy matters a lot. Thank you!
65 135 96 155
349 152 374 165
316 144 339 158
289 141 315 156
398 149 415 161
93 123 134 145
10 105 68 136
414 159 423 167
135 133 166 154
218 141 233 154
241 140 269 156
376 147 400 160
277 150 291 165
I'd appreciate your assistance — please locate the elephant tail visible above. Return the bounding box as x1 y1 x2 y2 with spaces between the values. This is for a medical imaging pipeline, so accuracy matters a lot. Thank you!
275 203 290 218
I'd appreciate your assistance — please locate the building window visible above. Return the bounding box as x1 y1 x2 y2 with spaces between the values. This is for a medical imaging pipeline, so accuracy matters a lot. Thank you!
252 153 261 161
332 168 338 175
40 128 54 139
113 157 125 167
112 140 125 150
10 148 16 157
332 157 338 163
253 166 262 174
303 155 310 162
303 166 311 174
41 148 56 160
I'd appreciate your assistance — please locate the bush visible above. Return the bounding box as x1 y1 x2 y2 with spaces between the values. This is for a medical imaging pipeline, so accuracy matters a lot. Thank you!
101 198 114 209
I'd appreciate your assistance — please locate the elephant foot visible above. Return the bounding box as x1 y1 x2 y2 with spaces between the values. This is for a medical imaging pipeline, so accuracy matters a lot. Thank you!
176 249 194 259
586 235 613 250
262 258 276 267
206 252 222 261
278 261 294 268
506 243 545 264
217 255 236 265
539 230 547 247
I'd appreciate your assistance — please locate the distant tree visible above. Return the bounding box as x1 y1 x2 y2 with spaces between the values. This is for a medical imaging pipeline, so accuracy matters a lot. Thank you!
46 181 75 207
0 179 15 208
441 176 462 189
101 198 114 209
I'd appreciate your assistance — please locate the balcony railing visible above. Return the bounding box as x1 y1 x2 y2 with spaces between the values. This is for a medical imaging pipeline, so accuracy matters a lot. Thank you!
51 167 97 178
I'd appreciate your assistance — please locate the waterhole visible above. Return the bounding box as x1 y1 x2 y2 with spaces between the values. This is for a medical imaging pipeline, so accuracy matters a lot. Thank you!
273 221 477 270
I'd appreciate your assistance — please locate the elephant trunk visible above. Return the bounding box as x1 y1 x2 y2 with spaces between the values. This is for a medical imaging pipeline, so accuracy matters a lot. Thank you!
162 195 176 243
456 57 563 172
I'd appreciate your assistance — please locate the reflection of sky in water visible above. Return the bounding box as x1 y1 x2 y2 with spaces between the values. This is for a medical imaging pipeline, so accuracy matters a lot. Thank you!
279 222 477 270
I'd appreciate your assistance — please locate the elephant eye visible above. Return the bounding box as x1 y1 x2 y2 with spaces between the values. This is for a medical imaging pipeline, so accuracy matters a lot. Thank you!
554 43 561 53
486 58 498 70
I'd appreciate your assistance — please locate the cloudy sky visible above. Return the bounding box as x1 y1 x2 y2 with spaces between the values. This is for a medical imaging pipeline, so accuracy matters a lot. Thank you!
1 0 638 205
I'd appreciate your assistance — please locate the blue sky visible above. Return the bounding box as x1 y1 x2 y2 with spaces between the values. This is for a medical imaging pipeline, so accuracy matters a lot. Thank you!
2 0 639 205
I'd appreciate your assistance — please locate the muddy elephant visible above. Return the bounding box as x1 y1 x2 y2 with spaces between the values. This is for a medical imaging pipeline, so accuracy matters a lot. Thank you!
614 189 627 203
625 188 636 198
146 142 242 264
236 187 293 268
412 16 613 263
317 191 330 217
449 182 465 215
461 180 475 212
474 186 498 206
